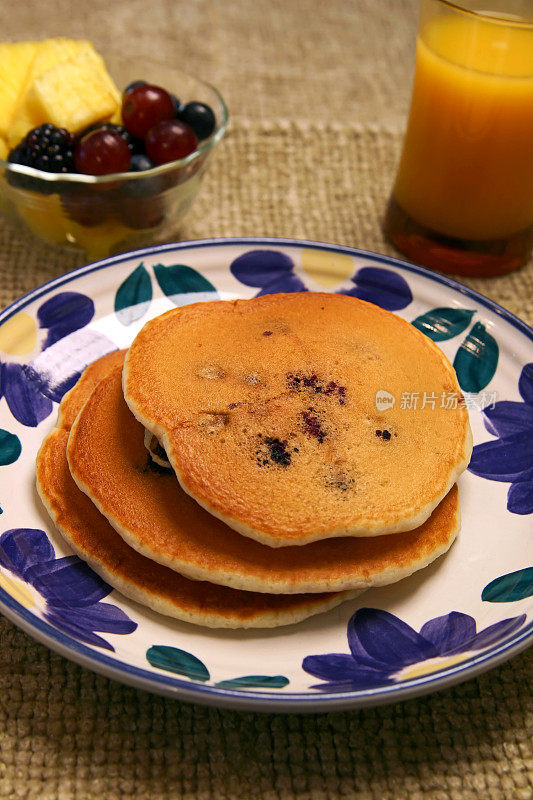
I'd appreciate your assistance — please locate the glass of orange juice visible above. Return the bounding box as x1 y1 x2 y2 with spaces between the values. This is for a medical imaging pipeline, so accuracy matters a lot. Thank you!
384 0 533 277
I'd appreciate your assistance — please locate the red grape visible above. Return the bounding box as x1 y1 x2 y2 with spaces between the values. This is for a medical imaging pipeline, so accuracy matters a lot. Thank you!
63 186 111 226
145 119 198 165
120 195 165 230
74 129 131 175
122 84 175 139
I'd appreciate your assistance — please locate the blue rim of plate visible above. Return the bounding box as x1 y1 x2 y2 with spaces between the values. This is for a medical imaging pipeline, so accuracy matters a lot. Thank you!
0 236 531 713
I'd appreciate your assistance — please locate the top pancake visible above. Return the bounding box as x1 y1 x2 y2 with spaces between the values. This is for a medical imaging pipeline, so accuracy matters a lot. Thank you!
123 292 472 547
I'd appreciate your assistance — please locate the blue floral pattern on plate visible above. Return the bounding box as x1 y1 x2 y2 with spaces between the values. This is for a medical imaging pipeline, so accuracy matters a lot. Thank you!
0 292 95 425
0 528 137 650
302 608 527 692
230 249 413 310
469 363 533 514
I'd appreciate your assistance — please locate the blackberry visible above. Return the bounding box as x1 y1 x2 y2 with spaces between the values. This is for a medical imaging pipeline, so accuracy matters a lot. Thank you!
81 123 144 157
8 124 76 174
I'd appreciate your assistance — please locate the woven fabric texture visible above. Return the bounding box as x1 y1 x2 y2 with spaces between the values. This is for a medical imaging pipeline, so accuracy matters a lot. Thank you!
1 1 532 798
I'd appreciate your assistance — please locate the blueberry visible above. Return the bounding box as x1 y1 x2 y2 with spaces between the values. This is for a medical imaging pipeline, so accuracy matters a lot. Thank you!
130 153 155 171
176 101 216 140
123 155 167 198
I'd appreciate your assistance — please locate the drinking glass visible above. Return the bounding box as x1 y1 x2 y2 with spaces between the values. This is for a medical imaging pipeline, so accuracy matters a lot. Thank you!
384 0 533 277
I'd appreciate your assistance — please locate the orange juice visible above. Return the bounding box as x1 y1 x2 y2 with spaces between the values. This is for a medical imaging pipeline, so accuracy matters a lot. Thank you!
385 6 533 276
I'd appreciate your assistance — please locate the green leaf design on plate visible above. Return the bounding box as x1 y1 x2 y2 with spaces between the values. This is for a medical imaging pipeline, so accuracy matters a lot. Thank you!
153 263 217 304
482 568 533 602
453 321 499 393
146 645 210 682
114 263 153 325
0 429 21 465
214 675 290 690
411 307 475 341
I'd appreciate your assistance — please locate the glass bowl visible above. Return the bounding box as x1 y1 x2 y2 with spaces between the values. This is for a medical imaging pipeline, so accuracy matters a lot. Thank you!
0 60 228 260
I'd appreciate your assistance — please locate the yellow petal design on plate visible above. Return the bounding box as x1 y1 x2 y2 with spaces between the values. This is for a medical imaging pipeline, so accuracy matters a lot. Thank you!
0 311 37 355
301 249 354 288
0 570 36 609
394 652 467 681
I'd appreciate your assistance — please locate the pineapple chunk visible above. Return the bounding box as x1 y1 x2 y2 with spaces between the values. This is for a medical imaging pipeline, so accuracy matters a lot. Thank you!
109 106 123 125
7 38 86 146
0 41 39 138
9 39 91 139
30 51 118 133
0 137 7 160
81 46 121 109
14 193 67 246
7 39 120 146
7 110 39 148
29 39 121 111
19 38 94 99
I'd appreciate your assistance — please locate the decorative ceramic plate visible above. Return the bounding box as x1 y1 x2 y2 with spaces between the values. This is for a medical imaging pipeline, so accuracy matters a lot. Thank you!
0 238 531 712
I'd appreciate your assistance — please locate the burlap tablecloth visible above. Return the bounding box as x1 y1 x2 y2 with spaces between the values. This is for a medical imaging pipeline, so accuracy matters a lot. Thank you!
1 2 532 798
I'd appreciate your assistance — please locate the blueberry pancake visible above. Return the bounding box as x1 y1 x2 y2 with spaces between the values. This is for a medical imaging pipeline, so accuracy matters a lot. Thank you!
67 364 461 595
37 354 358 628
123 292 471 546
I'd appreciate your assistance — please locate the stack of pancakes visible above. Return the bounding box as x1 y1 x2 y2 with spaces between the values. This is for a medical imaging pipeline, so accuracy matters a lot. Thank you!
37 292 472 628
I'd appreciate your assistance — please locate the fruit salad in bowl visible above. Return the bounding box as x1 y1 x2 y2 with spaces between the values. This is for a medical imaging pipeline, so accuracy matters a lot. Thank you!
0 39 228 258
